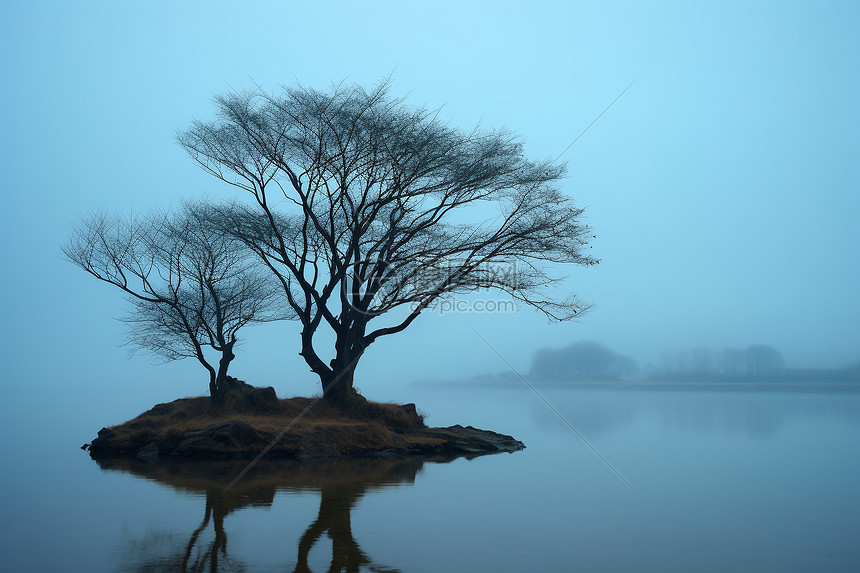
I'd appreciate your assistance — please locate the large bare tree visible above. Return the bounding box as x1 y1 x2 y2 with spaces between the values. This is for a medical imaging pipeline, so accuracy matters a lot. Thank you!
63 201 284 402
178 81 597 408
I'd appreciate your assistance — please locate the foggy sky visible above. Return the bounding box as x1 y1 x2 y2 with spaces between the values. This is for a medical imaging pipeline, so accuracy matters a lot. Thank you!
2 0 858 412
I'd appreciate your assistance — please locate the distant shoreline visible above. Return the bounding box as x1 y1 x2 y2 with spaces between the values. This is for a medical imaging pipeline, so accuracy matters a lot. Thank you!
412 379 860 392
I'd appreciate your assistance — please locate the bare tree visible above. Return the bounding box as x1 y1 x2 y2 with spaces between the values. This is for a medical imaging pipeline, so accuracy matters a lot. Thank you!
63 201 285 402
178 81 597 407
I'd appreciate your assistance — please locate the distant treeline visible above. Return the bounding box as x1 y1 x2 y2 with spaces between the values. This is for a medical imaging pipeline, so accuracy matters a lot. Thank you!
530 341 638 382
647 345 860 383
476 341 860 384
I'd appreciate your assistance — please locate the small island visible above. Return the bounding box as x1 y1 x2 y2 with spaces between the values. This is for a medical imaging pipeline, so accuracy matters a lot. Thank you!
65 80 590 466
86 378 524 463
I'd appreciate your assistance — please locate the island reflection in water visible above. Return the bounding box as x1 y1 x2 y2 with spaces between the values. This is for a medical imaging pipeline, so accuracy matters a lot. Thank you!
97 455 444 572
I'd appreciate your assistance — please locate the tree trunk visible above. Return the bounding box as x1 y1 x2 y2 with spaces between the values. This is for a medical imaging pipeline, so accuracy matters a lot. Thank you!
208 371 218 401
321 361 359 410
211 341 236 404
302 321 368 410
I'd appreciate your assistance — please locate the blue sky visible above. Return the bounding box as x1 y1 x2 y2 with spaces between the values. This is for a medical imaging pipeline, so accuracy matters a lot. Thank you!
2 0 858 411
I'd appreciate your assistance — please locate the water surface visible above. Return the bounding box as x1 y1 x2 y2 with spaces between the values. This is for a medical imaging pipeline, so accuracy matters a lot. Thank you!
2 384 859 571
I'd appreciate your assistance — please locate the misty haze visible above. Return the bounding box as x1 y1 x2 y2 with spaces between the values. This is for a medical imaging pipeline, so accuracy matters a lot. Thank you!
2 1 859 572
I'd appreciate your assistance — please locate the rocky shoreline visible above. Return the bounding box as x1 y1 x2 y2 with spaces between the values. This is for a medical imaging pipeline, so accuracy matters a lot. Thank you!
85 390 525 463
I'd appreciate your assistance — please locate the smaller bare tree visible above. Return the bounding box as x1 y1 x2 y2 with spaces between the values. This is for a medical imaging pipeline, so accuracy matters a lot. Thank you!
63 201 285 402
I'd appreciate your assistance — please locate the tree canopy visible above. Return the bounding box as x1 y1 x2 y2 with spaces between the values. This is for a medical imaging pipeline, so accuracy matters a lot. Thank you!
177 81 596 407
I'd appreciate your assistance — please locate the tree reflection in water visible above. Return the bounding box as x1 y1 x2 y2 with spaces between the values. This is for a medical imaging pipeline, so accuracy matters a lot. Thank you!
294 483 369 573
97 456 439 572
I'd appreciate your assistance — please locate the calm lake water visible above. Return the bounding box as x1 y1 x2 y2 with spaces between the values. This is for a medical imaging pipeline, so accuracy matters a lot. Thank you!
3 384 859 571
